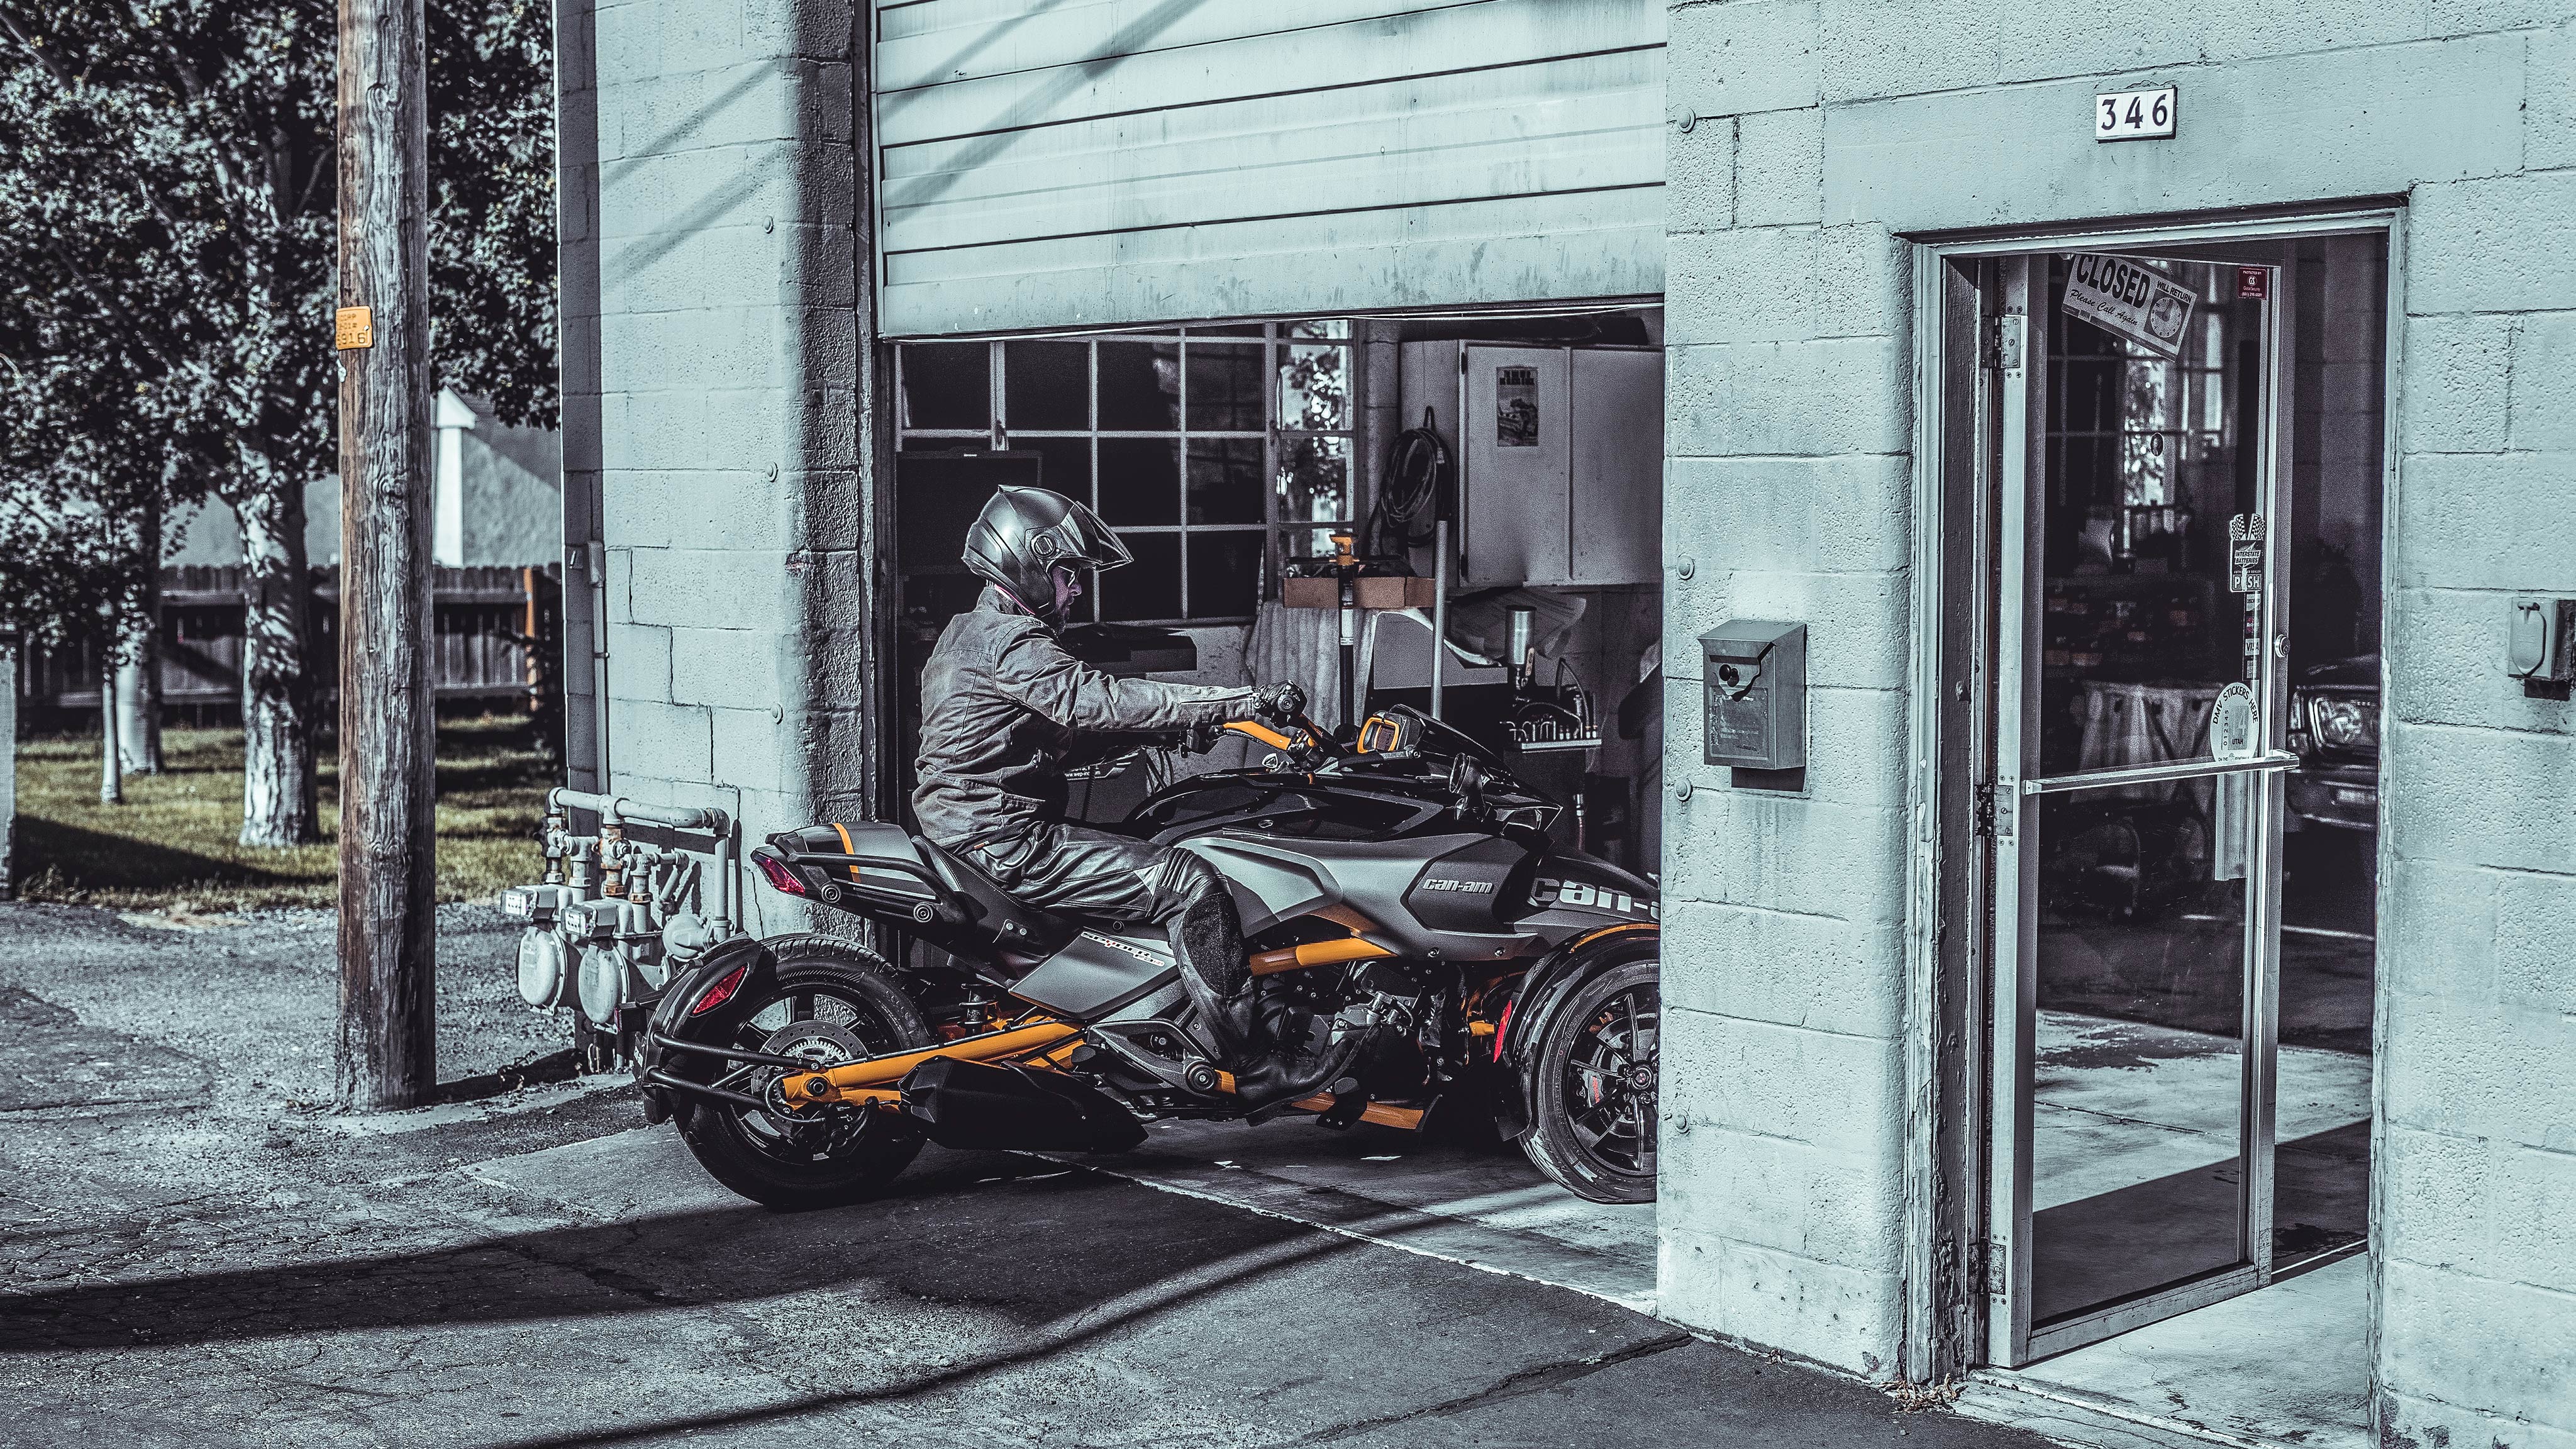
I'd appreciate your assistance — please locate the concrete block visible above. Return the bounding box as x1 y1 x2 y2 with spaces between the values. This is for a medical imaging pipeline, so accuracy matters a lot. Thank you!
1823 35 2523 230
625 546 797 631
1667 227 1819 345
1658 1118 1907 1275
2411 169 2576 316
2378 1257 2576 1437
1658 900 1908 1038
2377 1387 2576 1449
710 704 801 796
1666 116 1737 233
2531 20 2576 172
605 543 635 620
2379 856 2498 1002
606 622 673 702
1815 0 2001 105
672 627 786 712
602 469 799 553
1736 108 1823 227
596 144 799 243
2377 1123 2496 1276
1656 1222 1904 1377
2429 0 2576 34
602 387 789 474
744 0 854 64
597 307 782 396
2196 0 2432 58
2390 452 2576 594
2383 721 2576 875
1659 1004 1905 1150
2494 868 2576 1017
1668 0 1821 119
1813 225 1908 340
1987 4 2201 92
2381 994 2576 1150
2491 1143 2576 1292
1667 336 1910 457
2511 311 2576 451
598 223 784 315
611 699 715 784
2387 587 2576 737
1662 796 1910 924
1668 454 1912 574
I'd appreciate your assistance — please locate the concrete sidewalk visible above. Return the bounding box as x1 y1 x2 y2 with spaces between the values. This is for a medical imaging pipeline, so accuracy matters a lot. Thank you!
0 903 2053 1448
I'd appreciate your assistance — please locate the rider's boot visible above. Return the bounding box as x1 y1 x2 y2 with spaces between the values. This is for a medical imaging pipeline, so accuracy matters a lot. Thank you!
1170 881 1321 1106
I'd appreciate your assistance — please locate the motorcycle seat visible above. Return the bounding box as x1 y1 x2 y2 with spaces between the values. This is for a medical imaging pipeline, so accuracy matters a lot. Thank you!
914 837 1076 952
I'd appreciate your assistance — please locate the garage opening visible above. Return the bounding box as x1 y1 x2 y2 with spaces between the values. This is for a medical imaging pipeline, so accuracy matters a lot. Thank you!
1935 225 2389 1446
886 303 1667 1307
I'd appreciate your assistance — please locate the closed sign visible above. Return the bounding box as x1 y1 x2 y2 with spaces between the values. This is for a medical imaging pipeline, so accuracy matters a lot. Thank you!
2096 86 2177 142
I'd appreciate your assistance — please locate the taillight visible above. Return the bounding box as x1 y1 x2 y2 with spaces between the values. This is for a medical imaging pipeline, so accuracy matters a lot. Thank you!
690 962 750 1016
754 853 809 897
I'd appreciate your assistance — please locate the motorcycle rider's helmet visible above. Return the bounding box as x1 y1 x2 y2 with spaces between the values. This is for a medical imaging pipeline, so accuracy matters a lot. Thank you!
962 484 1133 628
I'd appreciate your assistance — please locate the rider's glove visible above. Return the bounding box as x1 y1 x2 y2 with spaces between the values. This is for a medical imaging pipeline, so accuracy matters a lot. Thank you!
1253 682 1307 725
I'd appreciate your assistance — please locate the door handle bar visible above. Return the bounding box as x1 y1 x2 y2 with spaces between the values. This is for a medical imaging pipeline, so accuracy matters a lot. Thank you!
2022 751 2301 796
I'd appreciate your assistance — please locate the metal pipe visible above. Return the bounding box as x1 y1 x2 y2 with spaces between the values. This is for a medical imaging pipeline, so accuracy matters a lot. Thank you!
1430 518 1450 720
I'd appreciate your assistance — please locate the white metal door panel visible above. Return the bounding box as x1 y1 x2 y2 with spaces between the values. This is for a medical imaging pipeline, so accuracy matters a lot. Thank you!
1568 348 1663 586
873 1 1667 336
1461 345 1569 587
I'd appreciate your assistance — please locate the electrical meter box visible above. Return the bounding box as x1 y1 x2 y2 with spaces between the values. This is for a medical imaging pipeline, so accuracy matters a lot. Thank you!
1700 621 1807 770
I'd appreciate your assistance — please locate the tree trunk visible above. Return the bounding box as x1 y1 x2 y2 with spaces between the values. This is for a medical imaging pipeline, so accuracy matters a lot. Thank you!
116 512 163 775
97 646 123 805
236 479 318 847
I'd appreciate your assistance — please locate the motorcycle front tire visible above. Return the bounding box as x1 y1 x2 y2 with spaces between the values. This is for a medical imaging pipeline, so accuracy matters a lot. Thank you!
672 938 932 1211
1518 954 1661 1206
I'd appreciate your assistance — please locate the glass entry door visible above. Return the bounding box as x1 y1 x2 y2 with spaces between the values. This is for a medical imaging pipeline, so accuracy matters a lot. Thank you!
1982 252 2301 1365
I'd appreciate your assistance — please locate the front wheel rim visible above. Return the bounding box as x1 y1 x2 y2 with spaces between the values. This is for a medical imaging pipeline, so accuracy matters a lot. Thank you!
1559 980 1658 1180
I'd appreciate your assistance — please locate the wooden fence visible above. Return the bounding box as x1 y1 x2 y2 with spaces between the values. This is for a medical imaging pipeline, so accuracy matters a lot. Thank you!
13 564 561 728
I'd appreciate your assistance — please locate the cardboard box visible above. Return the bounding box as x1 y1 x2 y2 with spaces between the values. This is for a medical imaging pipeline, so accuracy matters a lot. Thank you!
1282 574 1438 611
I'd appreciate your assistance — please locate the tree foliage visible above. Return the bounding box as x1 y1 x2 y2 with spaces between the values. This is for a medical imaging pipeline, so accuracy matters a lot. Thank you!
0 0 557 644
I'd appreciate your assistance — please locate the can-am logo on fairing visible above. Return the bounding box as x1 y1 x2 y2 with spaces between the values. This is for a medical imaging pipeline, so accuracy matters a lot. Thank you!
1418 878 1495 894
1532 878 1659 920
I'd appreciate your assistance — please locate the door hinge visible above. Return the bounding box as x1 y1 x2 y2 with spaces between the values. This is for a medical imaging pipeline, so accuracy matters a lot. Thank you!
1981 1238 2009 1297
1983 314 2026 374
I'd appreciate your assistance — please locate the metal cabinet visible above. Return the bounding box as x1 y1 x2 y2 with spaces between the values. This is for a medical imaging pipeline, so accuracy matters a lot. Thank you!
1397 341 1663 588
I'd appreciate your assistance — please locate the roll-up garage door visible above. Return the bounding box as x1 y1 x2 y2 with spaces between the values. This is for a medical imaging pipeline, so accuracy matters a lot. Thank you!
872 1 1666 338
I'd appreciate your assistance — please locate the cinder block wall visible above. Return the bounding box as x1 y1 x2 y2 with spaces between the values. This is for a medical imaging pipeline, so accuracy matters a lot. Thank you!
566 0 878 923
1657 2 2576 1430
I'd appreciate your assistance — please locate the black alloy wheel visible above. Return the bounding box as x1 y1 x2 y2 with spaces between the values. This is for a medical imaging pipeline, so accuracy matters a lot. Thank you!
671 936 931 1209
1519 955 1659 1205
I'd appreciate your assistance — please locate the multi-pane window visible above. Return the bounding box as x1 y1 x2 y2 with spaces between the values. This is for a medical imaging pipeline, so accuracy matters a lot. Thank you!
896 321 1357 626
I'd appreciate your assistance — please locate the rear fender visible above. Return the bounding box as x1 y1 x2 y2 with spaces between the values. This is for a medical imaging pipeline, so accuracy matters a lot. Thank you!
1490 924 1658 1140
635 936 779 1108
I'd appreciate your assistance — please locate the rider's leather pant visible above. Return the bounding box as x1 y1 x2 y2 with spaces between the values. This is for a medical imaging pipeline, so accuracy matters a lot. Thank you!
967 822 1249 1001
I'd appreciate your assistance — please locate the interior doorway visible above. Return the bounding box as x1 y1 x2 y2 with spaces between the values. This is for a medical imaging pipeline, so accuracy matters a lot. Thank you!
1934 219 2391 1446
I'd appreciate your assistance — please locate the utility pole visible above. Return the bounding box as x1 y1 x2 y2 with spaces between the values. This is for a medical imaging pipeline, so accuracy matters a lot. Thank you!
333 0 435 1109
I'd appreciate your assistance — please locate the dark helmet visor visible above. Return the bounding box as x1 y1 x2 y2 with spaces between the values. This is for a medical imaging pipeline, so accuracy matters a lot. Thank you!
1029 500 1133 574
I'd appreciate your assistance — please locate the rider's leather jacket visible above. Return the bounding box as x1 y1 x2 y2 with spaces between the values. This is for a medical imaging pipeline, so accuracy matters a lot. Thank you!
912 587 1258 850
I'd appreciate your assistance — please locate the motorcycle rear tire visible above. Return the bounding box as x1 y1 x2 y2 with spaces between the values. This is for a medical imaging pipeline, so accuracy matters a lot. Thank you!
1519 955 1660 1206
674 940 931 1211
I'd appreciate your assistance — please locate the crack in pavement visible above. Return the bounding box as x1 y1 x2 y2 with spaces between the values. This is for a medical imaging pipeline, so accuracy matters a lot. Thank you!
1284 1330 1697 1445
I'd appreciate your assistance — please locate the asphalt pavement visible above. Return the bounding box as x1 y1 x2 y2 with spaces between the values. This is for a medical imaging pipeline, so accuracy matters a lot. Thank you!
0 901 2055 1449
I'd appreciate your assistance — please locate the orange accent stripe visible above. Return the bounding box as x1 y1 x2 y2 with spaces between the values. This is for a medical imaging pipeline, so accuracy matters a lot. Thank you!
1247 936 1394 977
799 1020 1082 1103
830 822 860 881
1289 1094 1426 1130
1567 921 1657 953
1223 720 1296 752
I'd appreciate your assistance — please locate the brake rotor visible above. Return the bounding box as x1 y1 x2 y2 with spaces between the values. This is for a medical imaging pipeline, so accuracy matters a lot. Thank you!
755 1018 866 1120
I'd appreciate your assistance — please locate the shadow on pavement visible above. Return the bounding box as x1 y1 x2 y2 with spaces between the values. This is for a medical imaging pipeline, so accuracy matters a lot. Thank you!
0 1157 1331 1356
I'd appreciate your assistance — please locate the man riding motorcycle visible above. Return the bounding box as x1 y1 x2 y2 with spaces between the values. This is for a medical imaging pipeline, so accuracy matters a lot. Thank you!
913 485 1313 1100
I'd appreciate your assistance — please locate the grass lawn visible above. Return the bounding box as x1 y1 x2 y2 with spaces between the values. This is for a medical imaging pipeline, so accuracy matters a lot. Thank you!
13 714 555 909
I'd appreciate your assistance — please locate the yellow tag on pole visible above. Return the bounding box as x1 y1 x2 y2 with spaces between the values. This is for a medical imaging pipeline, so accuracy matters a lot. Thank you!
334 306 374 351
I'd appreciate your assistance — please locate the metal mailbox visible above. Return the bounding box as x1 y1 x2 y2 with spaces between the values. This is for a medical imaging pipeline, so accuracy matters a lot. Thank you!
1699 620 1807 771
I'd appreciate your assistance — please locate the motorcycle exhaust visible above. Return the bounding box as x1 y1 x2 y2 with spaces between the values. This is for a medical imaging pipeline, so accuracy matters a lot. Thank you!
898 1057 1146 1154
